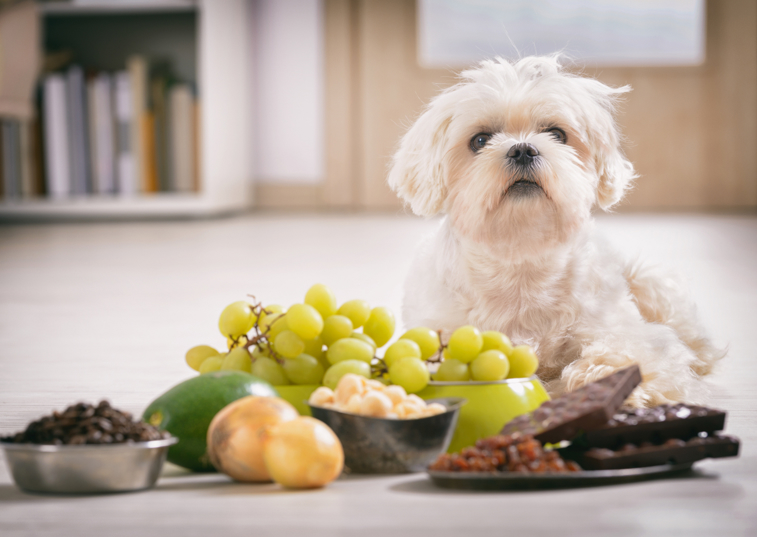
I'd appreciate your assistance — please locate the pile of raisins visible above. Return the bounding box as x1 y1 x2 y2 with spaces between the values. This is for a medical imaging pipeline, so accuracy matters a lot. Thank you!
2 401 170 445
429 433 581 473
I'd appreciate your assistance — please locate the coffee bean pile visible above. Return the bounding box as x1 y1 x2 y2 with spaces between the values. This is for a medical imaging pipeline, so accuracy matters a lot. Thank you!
1 401 170 445
428 433 582 473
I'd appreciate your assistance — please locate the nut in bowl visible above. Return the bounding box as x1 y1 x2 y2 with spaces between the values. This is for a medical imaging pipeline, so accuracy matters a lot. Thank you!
308 374 465 473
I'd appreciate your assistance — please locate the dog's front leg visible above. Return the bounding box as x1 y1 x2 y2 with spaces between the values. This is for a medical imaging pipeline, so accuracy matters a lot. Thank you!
558 323 704 408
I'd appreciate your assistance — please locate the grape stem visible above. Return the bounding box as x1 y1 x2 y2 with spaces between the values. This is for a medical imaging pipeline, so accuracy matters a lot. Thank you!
425 329 447 364
235 295 286 365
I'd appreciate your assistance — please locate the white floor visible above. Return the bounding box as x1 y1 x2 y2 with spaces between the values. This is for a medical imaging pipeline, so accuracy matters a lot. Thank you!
0 212 755 536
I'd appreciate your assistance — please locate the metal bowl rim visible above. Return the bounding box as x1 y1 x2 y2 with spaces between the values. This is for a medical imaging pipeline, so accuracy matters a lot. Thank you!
308 396 467 422
427 375 539 387
305 397 468 423
0 436 178 453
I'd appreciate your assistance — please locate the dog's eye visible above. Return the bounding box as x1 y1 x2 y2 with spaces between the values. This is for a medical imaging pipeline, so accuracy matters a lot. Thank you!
545 127 567 144
470 133 492 152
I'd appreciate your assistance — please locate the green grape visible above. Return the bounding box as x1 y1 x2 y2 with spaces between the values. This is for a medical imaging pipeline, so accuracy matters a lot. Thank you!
257 304 283 328
186 345 220 371
321 315 354 346
363 307 395 348
326 338 374 364
401 327 441 360
507 345 539 378
251 356 290 386
470 350 509 381
286 303 324 340
251 345 273 360
262 303 284 315
350 331 377 351
283 353 325 385
198 355 224 374
260 312 288 339
226 335 249 350
315 351 332 372
481 330 513 356
370 370 390 385
447 325 484 364
303 336 325 360
304 283 338 319
322 360 371 390
388 357 430 394
433 358 471 381
383 339 422 368
220 347 253 373
274 330 306 359
218 301 255 338
337 299 371 328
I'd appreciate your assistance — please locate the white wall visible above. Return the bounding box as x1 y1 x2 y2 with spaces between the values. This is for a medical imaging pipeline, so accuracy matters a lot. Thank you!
418 0 705 68
250 0 325 184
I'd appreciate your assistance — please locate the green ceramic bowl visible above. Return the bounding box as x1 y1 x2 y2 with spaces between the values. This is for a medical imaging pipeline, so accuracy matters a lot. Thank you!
418 376 550 453
273 385 319 416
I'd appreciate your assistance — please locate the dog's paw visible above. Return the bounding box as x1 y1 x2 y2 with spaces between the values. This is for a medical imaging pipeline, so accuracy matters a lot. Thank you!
561 361 618 393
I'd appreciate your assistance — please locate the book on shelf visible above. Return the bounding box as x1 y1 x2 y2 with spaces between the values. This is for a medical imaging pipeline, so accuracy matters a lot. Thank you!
169 84 196 192
87 72 116 194
127 55 151 194
114 70 137 195
42 73 70 198
66 65 91 195
3 52 200 202
1 120 19 199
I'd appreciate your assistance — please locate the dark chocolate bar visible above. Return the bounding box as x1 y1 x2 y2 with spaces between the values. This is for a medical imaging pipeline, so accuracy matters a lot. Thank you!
583 404 726 449
500 365 642 444
576 434 740 470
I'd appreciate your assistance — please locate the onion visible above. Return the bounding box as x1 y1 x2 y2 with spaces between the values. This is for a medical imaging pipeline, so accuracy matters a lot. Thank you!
207 396 298 482
262 417 344 489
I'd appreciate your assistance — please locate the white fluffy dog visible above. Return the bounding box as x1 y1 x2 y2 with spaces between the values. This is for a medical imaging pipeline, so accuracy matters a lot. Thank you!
388 56 723 407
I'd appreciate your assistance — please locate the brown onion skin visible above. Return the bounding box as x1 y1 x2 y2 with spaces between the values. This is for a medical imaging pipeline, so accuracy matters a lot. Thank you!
207 396 298 482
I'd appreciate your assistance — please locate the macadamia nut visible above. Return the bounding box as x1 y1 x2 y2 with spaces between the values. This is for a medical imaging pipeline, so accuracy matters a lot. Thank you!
359 390 393 418
334 374 366 405
309 386 335 406
308 373 449 420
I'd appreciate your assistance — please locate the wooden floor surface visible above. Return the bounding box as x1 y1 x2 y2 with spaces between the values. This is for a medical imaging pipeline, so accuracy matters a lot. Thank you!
0 213 755 536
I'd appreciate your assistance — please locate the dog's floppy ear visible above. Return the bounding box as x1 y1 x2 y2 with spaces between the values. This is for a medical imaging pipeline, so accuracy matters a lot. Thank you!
387 92 458 216
595 135 636 210
580 80 638 211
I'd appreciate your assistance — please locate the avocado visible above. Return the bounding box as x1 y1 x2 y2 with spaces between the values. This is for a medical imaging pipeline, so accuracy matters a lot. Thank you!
143 371 278 472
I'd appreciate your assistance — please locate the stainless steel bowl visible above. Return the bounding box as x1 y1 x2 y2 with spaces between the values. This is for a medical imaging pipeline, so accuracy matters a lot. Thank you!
1 437 178 494
309 397 465 474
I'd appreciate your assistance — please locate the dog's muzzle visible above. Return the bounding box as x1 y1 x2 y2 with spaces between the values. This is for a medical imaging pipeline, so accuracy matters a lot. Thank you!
504 143 544 197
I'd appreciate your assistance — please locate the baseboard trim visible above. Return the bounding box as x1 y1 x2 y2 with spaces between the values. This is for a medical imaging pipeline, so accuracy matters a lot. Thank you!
254 183 324 208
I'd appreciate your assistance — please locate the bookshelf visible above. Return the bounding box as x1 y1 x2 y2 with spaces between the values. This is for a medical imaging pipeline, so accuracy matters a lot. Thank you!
0 0 252 221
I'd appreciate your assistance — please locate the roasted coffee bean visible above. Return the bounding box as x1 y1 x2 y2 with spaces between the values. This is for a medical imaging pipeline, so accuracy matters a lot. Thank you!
1 401 170 445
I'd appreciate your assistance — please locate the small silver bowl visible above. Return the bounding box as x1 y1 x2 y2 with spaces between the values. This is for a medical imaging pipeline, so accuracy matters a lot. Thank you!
1 437 178 494
309 397 465 474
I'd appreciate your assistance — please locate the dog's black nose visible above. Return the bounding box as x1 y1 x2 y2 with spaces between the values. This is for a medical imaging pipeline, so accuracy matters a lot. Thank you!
507 143 539 166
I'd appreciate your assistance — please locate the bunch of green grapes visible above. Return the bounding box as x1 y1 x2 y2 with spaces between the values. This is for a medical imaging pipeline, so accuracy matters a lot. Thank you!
432 326 539 382
184 284 398 390
184 287 539 395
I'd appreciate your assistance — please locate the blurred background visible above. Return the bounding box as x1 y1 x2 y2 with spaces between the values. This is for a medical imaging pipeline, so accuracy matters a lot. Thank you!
0 0 756 419
1 2 756 528
0 0 754 217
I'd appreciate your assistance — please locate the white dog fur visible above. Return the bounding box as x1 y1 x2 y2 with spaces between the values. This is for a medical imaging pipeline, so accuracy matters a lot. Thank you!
388 56 723 407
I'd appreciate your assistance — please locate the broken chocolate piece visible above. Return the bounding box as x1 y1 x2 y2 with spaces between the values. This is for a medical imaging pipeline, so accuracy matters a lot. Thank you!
500 365 642 444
